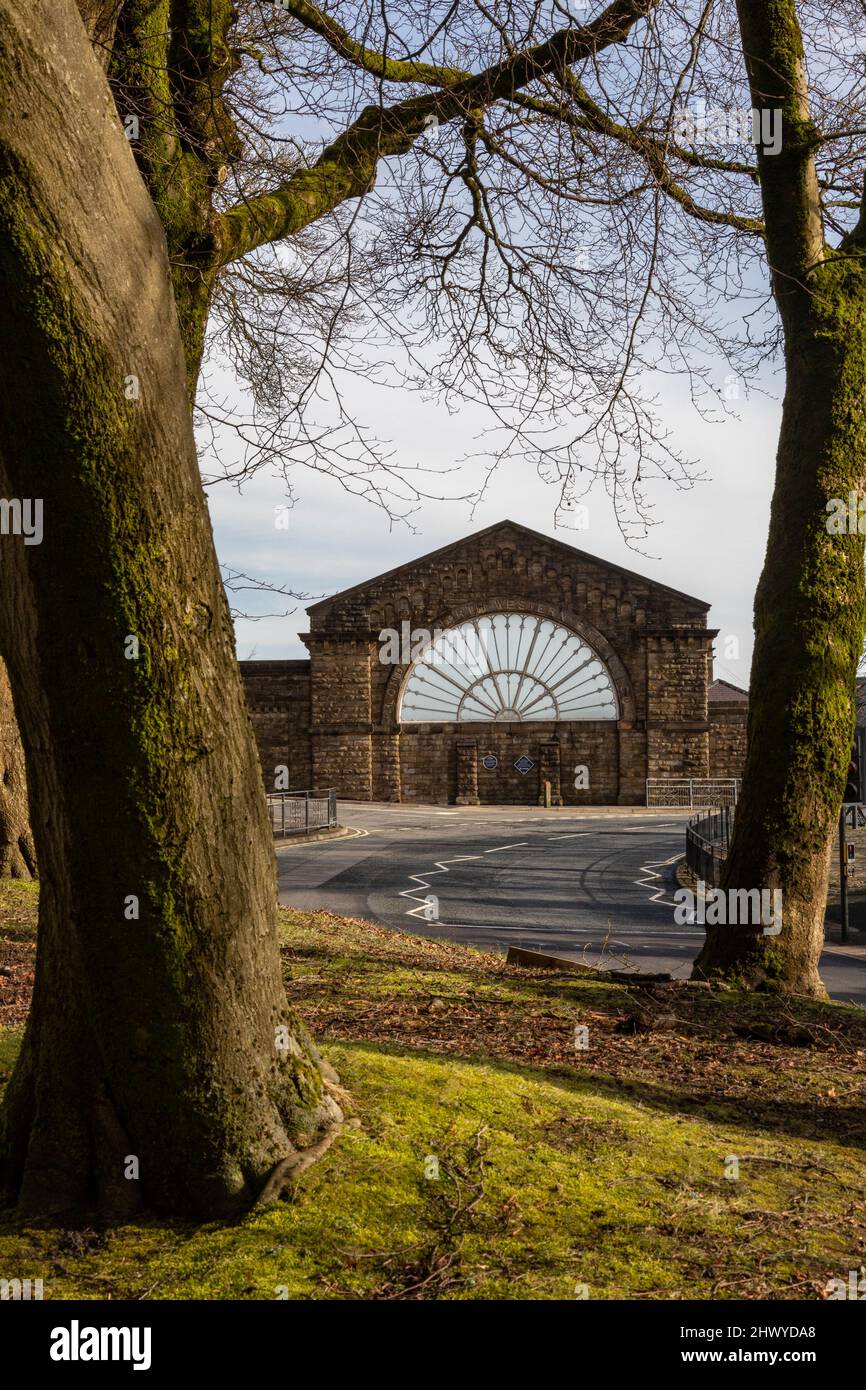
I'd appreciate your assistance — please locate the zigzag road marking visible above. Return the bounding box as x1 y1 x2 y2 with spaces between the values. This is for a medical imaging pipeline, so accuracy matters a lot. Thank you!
634 851 683 908
399 854 484 919
400 836 685 923
399 844 528 919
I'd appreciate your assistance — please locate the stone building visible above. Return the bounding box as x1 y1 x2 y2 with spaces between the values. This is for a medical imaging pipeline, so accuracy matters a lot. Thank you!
707 678 749 778
240 520 748 805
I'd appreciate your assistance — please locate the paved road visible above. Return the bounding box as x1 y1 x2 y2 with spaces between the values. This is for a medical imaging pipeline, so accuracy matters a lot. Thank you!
276 802 866 1005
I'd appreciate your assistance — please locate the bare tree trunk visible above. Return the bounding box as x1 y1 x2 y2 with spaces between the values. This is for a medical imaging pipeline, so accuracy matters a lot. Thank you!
693 0 866 994
0 660 35 878
0 0 340 1220
694 314 866 995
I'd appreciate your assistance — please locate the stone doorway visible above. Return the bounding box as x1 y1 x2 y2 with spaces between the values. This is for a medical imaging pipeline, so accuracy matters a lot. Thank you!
454 732 562 806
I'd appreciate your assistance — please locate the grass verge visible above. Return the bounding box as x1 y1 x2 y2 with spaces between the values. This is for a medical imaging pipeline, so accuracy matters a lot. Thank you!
0 887 864 1299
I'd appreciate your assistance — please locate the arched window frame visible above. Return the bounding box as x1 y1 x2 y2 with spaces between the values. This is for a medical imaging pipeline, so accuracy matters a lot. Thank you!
397 613 619 723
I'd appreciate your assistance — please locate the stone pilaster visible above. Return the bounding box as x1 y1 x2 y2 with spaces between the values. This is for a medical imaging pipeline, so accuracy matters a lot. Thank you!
645 629 714 780
373 732 402 801
538 741 563 805
455 739 480 805
305 637 373 798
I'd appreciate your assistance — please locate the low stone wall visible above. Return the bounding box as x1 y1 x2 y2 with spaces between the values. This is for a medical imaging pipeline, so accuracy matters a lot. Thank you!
239 660 311 792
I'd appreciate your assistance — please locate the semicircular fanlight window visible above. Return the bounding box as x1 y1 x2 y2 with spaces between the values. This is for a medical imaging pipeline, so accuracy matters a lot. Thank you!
398 613 618 722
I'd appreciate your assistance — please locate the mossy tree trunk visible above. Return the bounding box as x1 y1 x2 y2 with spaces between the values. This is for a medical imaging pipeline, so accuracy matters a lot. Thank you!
694 0 866 995
0 0 235 876
0 0 340 1219
106 0 241 395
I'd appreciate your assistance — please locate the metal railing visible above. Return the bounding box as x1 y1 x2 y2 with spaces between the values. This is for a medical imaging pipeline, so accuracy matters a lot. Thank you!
266 788 337 837
685 804 734 886
646 778 740 809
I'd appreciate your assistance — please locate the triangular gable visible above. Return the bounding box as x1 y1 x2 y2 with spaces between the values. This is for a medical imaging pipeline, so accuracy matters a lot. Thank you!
306 519 710 616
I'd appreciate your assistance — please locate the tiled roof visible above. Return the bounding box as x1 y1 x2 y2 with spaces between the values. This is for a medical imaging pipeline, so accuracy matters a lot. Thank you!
709 678 749 703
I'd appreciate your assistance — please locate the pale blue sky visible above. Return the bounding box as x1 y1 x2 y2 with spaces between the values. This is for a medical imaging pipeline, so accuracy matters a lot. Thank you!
206 363 781 691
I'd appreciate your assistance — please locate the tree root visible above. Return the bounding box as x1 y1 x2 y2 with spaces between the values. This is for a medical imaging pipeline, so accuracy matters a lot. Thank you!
256 1116 360 1206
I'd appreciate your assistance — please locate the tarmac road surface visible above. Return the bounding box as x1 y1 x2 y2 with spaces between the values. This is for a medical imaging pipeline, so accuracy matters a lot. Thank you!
276 803 866 1005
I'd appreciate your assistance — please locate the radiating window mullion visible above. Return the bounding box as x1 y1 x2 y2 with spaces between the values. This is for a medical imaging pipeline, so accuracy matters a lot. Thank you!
511 617 543 716
398 613 617 723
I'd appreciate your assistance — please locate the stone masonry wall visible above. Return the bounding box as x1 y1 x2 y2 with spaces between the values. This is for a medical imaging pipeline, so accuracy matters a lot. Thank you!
302 523 714 804
240 522 720 804
239 660 311 791
397 723 621 804
646 632 713 780
708 702 749 779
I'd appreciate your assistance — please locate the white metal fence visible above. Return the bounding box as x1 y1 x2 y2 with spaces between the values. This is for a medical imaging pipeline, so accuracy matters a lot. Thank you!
646 778 740 809
266 789 337 837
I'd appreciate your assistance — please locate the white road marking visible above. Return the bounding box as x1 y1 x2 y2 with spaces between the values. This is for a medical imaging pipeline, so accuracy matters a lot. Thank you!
634 852 683 908
399 854 484 919
399 827 685 924
617 825 678 832
400 843 528 918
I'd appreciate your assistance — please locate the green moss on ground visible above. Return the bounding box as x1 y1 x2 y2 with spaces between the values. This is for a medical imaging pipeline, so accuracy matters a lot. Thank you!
0 897 864 1299
0 878 38 924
